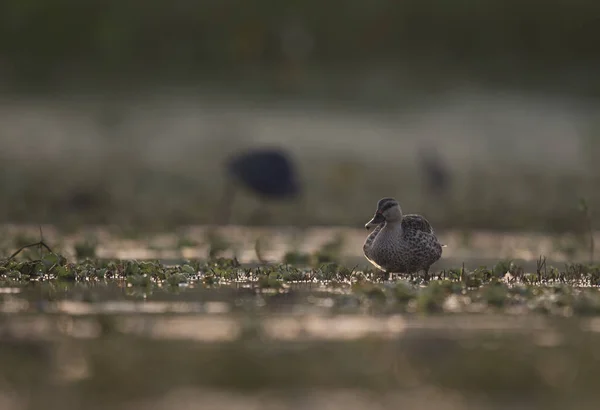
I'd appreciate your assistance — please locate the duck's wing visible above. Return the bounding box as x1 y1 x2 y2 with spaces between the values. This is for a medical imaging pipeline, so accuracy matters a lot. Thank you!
401 214 435 234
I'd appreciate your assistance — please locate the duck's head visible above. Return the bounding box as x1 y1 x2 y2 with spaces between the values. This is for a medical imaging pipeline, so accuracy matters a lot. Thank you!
365 197 403 230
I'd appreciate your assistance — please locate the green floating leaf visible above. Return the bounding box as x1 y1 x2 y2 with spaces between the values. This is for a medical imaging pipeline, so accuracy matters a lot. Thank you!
55 266 76 281
167 272 188 286
181 264 196 275
41 253 67 270
124 261 141 277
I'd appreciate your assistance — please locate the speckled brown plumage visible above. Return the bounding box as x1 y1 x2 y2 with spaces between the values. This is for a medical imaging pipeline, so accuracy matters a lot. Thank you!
363 198 442 279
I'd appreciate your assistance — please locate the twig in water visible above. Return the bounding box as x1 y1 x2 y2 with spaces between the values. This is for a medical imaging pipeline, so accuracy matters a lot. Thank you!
8 241 54 261
536 255 546 281
38 225 44 259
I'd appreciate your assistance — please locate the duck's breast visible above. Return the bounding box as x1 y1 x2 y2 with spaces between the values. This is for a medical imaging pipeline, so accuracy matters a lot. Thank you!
363 223 383 255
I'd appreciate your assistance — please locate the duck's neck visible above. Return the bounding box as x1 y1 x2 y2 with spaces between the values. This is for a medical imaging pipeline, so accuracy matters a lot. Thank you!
383 220 403 233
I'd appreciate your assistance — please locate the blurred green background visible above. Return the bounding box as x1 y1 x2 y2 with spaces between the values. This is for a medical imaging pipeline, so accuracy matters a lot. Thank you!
1 0 599 92
1 0 600 231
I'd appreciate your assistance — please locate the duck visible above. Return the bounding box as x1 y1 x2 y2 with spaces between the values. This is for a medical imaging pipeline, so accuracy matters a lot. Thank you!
363 197 442 280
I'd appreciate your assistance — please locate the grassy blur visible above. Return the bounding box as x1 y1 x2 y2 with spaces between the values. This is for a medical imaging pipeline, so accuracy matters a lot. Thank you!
0 143 599 232
1 1 599 232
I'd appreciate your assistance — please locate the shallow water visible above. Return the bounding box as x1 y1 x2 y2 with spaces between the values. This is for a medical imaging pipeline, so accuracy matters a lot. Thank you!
1 303 599 410
1 226 599 410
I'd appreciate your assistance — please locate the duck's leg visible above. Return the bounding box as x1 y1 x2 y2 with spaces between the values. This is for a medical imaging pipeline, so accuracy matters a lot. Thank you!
244 194 274 226
423 267 431 283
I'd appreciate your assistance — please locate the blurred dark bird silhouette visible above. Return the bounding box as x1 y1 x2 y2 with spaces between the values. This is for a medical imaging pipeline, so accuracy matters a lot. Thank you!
218 148 302 225
57 185 110 224
66 189 98 212
418 145 451 199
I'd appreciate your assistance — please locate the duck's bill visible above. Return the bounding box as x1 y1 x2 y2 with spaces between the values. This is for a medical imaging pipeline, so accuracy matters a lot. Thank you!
365 213 384 230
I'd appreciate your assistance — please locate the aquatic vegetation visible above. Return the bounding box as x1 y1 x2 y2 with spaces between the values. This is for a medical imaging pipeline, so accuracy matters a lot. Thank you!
1 238 600 317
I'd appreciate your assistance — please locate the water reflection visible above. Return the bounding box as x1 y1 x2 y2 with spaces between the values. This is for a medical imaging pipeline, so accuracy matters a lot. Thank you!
0 310 584 344
1 308 599 410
